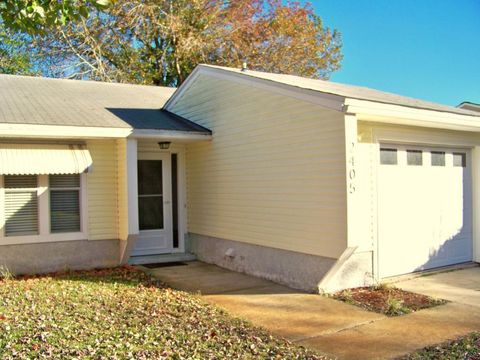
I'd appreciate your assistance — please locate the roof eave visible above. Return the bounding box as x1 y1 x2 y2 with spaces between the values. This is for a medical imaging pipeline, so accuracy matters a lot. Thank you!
130 129 212 141
0 123 131 139
346 98 480 132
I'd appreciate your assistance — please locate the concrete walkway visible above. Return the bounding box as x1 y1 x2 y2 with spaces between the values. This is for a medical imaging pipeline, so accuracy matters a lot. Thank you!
144 261 480 359
394 266 480 308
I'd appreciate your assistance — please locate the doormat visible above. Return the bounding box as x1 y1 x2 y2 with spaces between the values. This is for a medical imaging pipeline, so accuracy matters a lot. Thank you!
141 261 188 269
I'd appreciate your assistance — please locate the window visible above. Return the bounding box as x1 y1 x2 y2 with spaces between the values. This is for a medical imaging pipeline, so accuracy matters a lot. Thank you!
4 175 38 236
407 150 422 166
1 174 85 242
453 152 466 167
138 160 163 230
380 148 397 165
49 175 81 233
431 151 445 166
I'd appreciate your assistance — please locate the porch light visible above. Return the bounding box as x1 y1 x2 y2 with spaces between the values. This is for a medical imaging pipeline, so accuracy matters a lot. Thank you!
158 141 171 150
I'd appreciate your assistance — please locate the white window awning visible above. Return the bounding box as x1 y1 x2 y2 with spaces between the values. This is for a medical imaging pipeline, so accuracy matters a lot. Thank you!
0 143 93 175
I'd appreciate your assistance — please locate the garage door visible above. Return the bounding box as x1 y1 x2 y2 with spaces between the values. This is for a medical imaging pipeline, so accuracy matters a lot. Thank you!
378 145 473 278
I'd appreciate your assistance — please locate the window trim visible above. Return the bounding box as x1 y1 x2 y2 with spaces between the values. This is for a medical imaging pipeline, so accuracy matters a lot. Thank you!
0 173 87 245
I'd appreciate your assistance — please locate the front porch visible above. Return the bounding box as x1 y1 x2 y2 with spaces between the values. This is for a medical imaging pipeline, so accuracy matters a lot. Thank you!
118 110 211 263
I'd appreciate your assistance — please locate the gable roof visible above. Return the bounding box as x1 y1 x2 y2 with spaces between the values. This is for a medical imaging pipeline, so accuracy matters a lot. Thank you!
192 65 479 117
0 74 210 134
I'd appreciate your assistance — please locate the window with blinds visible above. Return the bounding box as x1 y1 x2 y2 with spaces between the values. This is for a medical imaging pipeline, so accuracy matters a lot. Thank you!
4 175 39 236
49 175 81 233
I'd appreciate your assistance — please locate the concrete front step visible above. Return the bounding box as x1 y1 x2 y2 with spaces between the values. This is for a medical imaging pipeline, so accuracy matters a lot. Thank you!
128 252 196 265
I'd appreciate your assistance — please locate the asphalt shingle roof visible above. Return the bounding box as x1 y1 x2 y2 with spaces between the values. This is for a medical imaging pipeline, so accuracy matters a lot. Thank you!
202 65 480 117
0 74 210 133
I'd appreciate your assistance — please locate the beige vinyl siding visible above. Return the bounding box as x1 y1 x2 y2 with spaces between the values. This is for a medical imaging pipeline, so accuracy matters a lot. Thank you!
86 139 119 240
171 74 348 259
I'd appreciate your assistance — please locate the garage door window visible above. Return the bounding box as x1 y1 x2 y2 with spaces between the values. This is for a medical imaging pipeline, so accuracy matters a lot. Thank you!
453 153 466 167
407 150 422 166
380 148 397 165
431 151 445 166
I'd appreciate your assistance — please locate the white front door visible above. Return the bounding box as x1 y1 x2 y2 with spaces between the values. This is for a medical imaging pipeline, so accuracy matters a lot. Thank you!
378 145 473 278
132 153 173 256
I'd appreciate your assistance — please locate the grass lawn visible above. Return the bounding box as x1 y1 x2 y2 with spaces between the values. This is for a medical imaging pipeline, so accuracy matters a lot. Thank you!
402 332 480 359
0 267 325 359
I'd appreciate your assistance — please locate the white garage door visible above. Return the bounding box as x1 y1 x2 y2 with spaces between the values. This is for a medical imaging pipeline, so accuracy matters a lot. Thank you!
378 145 473 278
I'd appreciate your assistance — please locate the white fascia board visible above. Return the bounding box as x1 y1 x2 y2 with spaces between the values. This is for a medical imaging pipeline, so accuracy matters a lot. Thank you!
0 123 212 141
164 65 346 112
0 123 131 139
346 98 480 132
130 129 212 141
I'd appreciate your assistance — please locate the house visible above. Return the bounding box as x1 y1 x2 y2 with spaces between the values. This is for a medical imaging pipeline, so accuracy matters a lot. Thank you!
458 102 480 112
0 65 479 292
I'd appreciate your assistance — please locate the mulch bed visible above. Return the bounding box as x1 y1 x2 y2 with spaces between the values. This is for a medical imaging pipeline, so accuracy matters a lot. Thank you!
333 285 447 316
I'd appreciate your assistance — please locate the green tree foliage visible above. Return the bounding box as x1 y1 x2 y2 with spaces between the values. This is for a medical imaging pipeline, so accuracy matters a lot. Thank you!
0 0 112 34
0 24 36 75
34 0 343 86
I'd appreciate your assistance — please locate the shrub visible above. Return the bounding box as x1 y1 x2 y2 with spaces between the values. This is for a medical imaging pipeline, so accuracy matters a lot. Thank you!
385 297 411 316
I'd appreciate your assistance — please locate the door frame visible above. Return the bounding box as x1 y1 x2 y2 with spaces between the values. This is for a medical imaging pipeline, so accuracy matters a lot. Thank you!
133 152 172 256
137 152 173 255
126 139 188 257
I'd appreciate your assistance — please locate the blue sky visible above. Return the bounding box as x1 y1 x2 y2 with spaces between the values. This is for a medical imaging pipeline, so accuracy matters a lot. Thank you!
309 0 480 106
